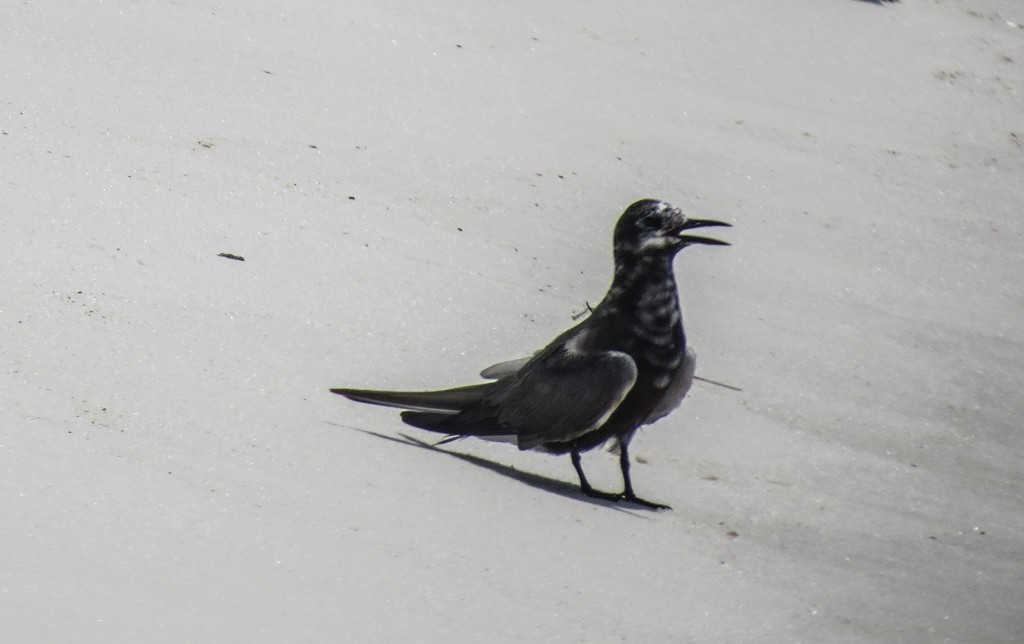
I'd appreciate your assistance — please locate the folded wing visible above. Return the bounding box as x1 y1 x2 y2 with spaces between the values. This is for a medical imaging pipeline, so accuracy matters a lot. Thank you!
403 346 638 450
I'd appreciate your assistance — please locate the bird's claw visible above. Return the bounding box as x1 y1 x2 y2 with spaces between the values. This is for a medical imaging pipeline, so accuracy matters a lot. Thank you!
622 494 672 511
581 487 672 510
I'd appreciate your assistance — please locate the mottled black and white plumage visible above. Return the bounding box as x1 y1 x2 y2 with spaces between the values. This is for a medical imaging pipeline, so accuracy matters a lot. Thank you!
332 199 730 509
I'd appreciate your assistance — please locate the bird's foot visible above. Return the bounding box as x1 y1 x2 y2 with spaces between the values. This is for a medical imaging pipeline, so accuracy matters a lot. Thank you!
622 493 672 511
580 486 672 510
580 486 626 503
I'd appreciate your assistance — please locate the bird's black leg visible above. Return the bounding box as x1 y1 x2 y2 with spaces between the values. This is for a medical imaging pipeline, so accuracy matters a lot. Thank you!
571 448 623 503
618 441 672 510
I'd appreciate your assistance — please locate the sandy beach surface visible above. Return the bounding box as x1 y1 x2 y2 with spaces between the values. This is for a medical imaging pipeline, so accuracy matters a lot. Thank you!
3 1 1022 641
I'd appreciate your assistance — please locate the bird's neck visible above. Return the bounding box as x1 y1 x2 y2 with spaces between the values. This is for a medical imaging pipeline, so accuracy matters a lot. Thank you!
594 253 681 332
605 253 678 305
595 252 685 368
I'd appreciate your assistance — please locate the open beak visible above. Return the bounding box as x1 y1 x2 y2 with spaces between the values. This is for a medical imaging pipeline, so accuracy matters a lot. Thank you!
673 218 732 246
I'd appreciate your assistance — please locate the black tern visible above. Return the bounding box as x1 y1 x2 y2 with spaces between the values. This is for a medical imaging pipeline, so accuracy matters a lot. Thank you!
332 199 730 509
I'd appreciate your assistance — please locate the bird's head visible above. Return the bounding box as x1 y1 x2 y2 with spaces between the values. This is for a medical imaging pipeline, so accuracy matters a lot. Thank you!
613 199 731 256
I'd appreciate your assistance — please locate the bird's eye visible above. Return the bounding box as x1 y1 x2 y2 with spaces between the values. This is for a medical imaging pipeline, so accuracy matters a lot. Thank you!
639 214 660 229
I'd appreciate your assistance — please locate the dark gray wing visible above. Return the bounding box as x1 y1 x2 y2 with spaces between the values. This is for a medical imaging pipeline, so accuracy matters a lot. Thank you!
495 345 638 450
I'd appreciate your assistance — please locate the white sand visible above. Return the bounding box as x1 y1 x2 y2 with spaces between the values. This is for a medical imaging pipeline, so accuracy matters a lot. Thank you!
3 0 1022 641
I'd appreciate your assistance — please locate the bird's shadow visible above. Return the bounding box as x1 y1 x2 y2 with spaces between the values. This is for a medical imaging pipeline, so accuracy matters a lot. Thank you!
331 422 654 517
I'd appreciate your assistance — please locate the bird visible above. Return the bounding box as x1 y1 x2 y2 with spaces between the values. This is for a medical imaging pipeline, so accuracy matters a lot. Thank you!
331 199 730 509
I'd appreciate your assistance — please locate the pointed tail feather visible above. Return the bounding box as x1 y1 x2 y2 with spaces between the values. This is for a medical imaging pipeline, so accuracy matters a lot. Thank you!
330 382 495 413
400 410 458 431
333 381 515 444
401 411 517 447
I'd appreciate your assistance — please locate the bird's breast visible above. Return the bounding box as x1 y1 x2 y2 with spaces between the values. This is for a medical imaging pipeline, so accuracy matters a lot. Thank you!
602 267 686 401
